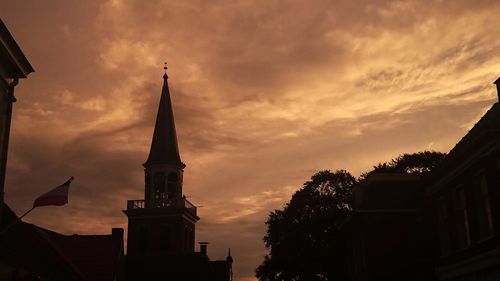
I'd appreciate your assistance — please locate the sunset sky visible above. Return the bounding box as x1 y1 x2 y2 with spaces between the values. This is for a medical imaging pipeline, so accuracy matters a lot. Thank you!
2 1 500 280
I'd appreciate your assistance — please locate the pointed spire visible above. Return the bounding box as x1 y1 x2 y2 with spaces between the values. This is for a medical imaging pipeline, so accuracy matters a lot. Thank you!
144 64 185 168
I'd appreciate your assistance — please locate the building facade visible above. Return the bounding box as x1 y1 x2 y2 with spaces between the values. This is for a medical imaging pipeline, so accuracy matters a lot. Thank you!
425 78 500 281
344 174 434 281
344 77 500 281
0 18 34 222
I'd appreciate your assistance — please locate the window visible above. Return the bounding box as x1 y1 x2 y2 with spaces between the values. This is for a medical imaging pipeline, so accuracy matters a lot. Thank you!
437 196 451 255
154 172 166 202
160 226 171 250
184 227 190 251
454 187 471 249
190 229 194 250
475 175 494 239
351 234 366 274
139 226 148 251
167 172 179 198
145 173 151 199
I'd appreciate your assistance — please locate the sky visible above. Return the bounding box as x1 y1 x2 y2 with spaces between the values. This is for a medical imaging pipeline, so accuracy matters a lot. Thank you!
1 1 500 280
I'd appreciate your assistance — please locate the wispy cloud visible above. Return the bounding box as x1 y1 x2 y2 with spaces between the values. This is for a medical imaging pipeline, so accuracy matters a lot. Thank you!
2 1 500 280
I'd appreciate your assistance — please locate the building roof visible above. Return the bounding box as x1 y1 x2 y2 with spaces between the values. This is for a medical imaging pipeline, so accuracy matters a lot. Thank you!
427 100 500 192
354 173 422 210
126 252 232 281
144 73 185 168
0 203 124 281
210 260 232 281
0 18 34 79
446 102 500 162
0 204 86 281
42 229 124 281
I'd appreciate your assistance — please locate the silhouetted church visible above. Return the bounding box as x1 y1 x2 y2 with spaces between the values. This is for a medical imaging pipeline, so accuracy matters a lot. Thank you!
0 16 231 280
123 66 233 281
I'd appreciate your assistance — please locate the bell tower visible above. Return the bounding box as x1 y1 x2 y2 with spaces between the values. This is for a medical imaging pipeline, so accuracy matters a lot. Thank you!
124 64 199 257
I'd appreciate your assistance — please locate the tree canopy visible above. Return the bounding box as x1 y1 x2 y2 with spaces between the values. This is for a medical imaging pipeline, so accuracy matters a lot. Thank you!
256 151 447 281
360 151 447 180
256 170 356 281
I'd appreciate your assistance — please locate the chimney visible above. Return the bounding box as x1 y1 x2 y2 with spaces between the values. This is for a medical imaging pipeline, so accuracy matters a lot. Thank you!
199 242 209 255
495 77 500 102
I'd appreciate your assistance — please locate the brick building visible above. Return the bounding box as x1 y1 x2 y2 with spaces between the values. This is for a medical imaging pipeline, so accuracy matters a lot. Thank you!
425 78 500 281
344 77 500 281
343 174 434 281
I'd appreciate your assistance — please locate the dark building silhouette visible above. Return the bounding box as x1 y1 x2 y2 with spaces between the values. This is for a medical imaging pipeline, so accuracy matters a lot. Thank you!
1 68 234 280
124 70 198 257
123 68 233 281
0 63 232 280
0 17 231 281
425 78 500 281
343 78 500 281
343 174 434 281
1 204 124 281
0 18 33 222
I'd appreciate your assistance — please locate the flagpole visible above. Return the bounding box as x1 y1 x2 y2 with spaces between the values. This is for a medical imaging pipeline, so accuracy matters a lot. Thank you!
19 176 73 220
0 207 35 235
0 176 74 236
19 206 35 219
0 207 34 235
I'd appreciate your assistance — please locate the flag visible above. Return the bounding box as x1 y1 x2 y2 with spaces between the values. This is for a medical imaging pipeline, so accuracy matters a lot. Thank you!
33 177 74 208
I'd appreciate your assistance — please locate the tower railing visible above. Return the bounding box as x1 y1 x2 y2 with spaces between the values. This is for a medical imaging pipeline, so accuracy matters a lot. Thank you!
127 197 197 216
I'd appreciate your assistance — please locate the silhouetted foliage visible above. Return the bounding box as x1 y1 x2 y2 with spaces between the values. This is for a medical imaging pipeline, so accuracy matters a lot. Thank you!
359 151 447 181
256 170 356 281
257 152 446 280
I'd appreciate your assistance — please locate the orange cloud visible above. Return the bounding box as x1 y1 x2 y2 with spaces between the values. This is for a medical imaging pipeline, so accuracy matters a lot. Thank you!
1 1 500 280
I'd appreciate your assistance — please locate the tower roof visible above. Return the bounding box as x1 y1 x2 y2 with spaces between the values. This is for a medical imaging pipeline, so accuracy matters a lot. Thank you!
144 69 185 168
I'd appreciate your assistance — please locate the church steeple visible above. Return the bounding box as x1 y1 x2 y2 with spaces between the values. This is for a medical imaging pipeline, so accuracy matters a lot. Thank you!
142 64 186 203
124 65 198 257
144 63 185 169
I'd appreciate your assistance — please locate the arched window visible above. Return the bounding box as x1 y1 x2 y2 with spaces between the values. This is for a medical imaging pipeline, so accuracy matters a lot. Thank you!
190 229 194 250
184 227 189 251
185 227 194 251
145 173 151 199
167 173 179 198
160 226 171 250
154 172 166 201
139 226 148 251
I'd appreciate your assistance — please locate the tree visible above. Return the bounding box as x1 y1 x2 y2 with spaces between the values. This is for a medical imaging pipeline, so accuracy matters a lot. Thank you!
256 151 446 281
256 170 356 281
360 151 447 181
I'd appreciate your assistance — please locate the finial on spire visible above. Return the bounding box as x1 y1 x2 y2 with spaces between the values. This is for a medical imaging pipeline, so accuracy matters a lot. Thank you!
163 62 168 79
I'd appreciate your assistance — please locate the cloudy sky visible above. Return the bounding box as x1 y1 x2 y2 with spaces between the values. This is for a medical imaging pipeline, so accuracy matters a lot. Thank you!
2 1 500 280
